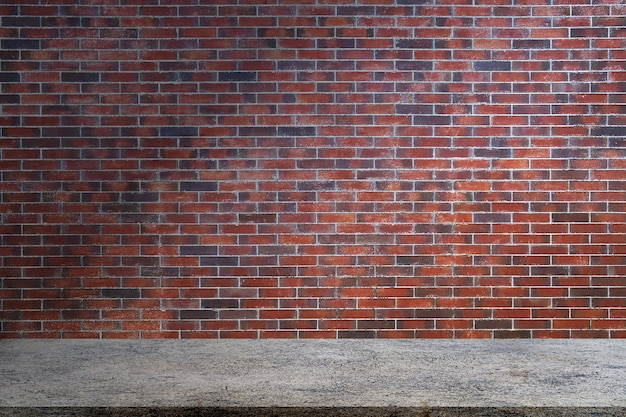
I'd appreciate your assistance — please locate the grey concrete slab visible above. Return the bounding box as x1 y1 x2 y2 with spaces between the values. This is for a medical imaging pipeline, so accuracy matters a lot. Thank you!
0 340 625 413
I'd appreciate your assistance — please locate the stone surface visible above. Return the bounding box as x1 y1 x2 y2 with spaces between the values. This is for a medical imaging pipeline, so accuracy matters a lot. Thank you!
0 340 624 414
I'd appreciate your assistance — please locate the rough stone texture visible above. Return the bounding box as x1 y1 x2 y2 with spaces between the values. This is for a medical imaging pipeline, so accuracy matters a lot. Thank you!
1 340 624 415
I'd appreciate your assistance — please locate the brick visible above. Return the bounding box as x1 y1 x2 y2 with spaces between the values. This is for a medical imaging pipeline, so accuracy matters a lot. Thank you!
199 257 238 267
61 72 99 83
591 126 625 136
277 126 317 137
102 289 140 299
160 126 198 137
180 181 217 191
473 61 511 72
180 310 217 320
180 246 218 256
218 72 256 82
239 214 277 223
551 212 590 223
1 39 40 49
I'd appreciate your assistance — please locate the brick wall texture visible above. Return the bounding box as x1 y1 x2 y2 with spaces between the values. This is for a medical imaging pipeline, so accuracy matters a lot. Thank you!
1 0 625 339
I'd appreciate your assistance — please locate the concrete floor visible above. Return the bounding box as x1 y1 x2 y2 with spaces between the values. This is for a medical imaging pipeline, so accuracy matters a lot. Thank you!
0 340 625 416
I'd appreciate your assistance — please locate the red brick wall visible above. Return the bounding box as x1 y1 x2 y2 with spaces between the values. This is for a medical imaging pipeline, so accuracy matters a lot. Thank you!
1 0 625 339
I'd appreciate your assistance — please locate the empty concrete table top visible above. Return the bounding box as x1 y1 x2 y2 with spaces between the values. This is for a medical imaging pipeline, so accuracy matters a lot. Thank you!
0 340 625 416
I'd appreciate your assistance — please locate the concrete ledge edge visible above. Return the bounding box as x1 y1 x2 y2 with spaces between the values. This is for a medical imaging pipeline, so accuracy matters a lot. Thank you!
2 408 625 417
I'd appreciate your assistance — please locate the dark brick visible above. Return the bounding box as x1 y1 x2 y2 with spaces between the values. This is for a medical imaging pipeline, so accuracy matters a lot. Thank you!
42 127 81 138
180 181 217 192
396 104 433 114
475 319 512 330
61 72 100 83
571 28 608 38
218 72 256 82
203 105 237 115
159 60 194 72
200 257 239 266
102 289 140 299
551 148 588 159
609 137 626 147
160 126 198 137
551 212 590 223
337 6 374 15
570 288 607 297
2 16 42 27
555 94 569 103
120 192 159 202
297 181 336 191
358 320 395 330
338 330 377 339
413 115 451 125
282 93 296 103
40 16 68 26
473 61 511 72
494 330 532 339
0 95 20 104
278 60 316 71
180 310 217 319
180 246 218 256
531 266 569 276
396 256 434 265
396 61 433 71
551 170 588 180
395 39 434 49
474 213 511 223
0 73 20 82
435 39 472 49
592 126 625 137
609 181 626 191
0 50 19 61
415 309 453 318
101 203 141 213
201 299 239 309
122 256 160 266
278 126 317 137
474 148 511 158
512 39 550 49
1 39 40 49
239 127 277 136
